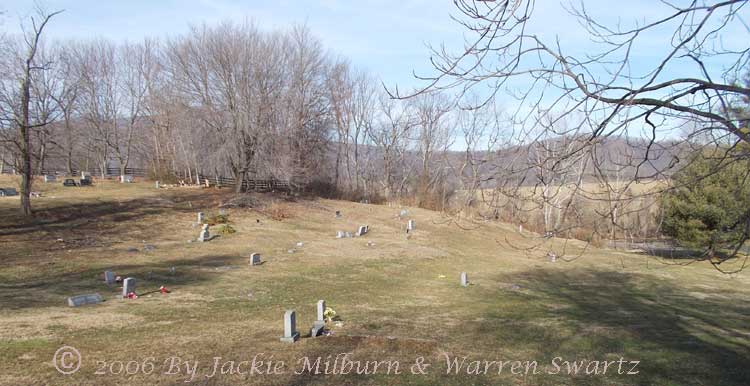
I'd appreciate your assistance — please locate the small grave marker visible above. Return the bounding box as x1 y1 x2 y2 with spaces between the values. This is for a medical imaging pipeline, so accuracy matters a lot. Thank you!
44 175 56 183
122 277 136 297
280 310 300 343
104 271 115 285
311 299 326 336
250 253 262 266
197 212 205 223
198 224 210 242
67 293 103 307
460 272 468 287
120 175 134 183
63 179 77 187
407 219 416 232
356 225 369 237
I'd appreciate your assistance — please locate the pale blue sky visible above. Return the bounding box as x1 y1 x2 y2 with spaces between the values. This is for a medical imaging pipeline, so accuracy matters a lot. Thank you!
1 1 747 105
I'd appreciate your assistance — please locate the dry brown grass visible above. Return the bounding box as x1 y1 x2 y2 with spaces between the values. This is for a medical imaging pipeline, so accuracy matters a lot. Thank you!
0 175 748 385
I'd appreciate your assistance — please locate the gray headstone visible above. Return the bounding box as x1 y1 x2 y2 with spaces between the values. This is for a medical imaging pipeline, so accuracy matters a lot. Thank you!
336 231 345 239
316 299 326 322
44 175 56 183
155 181 160 189
280 310 300 343
104 271 115 285
407 219 416 231
250 253 262 266
460 272 468 287
356 225 368 237
197 212 205 223
311 320 325 337
198 224 210 242
335 210 341 218
0 188 18 196
68 293 103 307
122 277 136 297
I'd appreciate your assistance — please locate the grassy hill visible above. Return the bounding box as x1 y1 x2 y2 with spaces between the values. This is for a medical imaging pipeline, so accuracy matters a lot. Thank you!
0 175 748 385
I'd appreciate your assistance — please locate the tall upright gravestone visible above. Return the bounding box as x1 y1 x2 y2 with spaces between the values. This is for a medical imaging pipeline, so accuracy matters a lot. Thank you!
280 310 300 343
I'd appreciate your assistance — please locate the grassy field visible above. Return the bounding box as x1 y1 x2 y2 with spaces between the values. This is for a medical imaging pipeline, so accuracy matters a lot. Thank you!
0 175 749 385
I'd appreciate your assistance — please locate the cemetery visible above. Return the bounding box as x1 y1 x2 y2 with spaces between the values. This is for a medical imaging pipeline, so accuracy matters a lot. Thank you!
1 1 749 384
1 175 749 385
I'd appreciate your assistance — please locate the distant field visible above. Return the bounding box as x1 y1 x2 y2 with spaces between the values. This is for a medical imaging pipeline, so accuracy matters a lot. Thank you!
0 175 748 385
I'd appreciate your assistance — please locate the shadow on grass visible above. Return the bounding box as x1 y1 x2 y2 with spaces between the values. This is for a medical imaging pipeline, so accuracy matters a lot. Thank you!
471 269 750 386
0 254 244 310
0 195 191 238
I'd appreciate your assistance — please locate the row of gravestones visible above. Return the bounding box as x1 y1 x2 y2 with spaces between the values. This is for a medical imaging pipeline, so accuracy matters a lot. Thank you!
336 225 369 238
281 299 328 343
67 271 134 307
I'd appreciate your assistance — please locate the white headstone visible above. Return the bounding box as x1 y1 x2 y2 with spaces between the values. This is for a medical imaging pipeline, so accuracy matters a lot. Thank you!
120 175 134 183
155 181 160 189
122 277 136 297
336 231 346 238
280 310 300 343
67 293 103 307
356 225 368 237
198 224 210 242
316 300 326 322
197 212 205 223
460 272 468 287
407 220 416 231
44 175 56 183
250 253 262 266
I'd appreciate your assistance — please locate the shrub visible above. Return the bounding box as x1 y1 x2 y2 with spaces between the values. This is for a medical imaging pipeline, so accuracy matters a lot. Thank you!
215 224 237 235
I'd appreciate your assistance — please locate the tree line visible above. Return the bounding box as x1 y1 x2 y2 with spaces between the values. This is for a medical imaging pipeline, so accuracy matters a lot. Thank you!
1 9 502 216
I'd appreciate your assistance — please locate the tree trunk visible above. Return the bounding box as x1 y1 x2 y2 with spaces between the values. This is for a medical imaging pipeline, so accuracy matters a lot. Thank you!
19 69 33 216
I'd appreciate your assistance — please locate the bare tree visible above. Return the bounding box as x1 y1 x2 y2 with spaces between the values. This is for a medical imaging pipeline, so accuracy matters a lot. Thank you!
0 7 62 215
50 42 82 175
368 93 417 201
395 0 750 266
412 92 455 207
